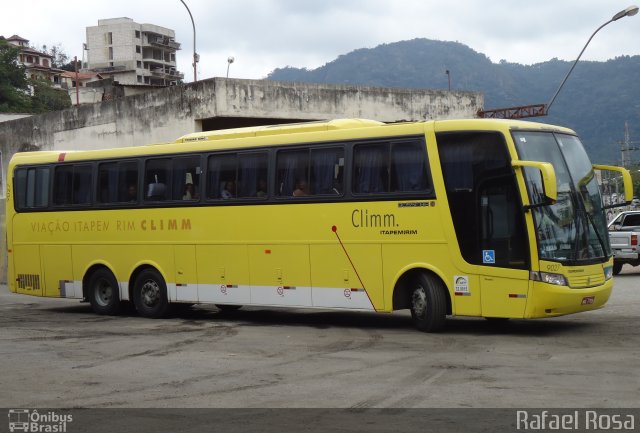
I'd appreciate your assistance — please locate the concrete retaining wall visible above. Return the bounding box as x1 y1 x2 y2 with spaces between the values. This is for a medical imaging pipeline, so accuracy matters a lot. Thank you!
0 78 482 283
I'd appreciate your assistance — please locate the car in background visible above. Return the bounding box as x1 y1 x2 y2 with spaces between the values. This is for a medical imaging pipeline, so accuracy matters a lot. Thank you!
608 210 640 274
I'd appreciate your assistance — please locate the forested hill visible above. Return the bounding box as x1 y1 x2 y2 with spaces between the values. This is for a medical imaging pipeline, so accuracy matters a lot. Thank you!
267 38 639 164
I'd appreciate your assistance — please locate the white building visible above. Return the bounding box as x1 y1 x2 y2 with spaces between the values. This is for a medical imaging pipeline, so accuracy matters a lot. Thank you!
85 17 183 86
2 35 64 86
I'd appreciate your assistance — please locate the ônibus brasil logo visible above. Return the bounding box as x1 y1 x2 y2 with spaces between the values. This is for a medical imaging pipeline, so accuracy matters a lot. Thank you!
8 409 73 432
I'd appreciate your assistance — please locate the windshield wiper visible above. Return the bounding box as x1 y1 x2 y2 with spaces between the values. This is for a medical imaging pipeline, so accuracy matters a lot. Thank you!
584 209 608 257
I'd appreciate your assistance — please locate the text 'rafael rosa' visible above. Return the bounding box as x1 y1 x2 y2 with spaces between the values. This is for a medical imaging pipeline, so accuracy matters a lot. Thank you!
517 410 635 430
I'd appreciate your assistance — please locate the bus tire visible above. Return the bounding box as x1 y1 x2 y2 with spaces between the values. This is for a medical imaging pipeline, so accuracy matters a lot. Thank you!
133 268 170 318
613 262 623 275
410 273 446 332
87 268 121 316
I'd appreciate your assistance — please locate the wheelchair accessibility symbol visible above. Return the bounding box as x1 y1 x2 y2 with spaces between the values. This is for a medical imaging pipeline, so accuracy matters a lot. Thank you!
483 250 496 264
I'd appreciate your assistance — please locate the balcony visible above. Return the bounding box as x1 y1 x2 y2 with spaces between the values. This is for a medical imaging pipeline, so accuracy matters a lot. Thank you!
146 35 181 50
150 67 184 80
90 65 130 73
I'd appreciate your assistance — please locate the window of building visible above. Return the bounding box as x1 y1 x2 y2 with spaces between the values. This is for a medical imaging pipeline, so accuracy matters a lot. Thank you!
26 56 33 63
42 59 49 67
135 30 140 38
137 61 142 68
108 47 113 60
137 75 142 83
136 45 141 54
107 32 113 45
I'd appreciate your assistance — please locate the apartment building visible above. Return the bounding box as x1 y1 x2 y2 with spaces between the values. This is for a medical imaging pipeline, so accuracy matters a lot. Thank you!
85 17 183 86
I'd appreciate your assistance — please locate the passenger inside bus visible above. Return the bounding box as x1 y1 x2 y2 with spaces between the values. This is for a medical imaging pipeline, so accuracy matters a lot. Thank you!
221 180 236 199
293 180 310 196
256 179 267 197
127 184 137 201
182 183 198 200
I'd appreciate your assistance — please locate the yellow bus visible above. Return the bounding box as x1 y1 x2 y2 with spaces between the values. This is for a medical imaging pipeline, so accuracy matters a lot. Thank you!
5 118 633 332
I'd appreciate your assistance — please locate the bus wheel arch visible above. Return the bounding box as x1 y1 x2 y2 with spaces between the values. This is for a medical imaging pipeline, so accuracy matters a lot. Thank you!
392 268 450 332
83 265 122 316
130 265 170 319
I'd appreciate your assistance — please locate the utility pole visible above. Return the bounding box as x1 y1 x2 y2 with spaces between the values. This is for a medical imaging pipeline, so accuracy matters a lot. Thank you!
74 56 79 106
620 120 640 168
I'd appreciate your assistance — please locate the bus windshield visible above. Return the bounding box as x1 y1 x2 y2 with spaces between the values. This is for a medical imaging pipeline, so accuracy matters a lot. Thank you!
513 131 610 263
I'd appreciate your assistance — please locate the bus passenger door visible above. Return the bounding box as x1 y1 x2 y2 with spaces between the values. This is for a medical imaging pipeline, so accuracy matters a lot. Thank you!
477 178 530 318
437 131 531 318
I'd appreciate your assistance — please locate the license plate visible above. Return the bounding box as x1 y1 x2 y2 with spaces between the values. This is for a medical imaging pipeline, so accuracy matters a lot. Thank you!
581 296 595 305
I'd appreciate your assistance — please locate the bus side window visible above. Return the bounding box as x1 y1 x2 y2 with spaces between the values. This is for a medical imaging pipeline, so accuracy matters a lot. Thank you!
353 143 389 194
208 153 237 200
14 166 50 210
145 158 171 201
97 161 138 204
310 147 344 195
172 156 201 201
277 149 309 197
390 141 430 192
237 152 268 198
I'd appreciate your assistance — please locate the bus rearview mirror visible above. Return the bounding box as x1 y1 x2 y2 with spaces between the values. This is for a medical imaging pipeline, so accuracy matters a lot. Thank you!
512 160 558 204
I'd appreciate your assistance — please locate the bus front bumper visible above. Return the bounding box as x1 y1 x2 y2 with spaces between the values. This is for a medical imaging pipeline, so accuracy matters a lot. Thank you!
524 278 613 318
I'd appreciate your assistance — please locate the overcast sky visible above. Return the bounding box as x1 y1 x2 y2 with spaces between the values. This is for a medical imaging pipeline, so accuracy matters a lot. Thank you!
2 0 639 82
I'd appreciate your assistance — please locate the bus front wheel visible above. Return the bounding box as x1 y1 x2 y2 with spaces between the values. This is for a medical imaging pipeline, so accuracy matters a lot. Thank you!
410 273 446 332
133 269 170 318
613 262 623 275
87 268 121 315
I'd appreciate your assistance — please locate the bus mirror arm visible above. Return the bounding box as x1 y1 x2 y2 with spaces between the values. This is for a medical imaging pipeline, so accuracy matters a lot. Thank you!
512 160 558 205
593 164 633 204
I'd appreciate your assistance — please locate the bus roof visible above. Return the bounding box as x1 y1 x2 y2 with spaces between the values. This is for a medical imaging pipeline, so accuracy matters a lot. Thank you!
174 118 386 143
8 118 576 166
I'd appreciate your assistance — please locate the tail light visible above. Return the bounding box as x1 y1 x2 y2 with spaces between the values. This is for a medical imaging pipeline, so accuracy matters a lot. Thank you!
632 234 638 248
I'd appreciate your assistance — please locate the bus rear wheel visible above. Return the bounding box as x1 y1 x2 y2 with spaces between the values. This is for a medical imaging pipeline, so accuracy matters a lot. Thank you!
88 268 121 316
410 273 446 332
133 269 170 318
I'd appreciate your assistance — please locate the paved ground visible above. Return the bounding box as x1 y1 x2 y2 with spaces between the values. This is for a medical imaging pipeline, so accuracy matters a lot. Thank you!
0 266 638 409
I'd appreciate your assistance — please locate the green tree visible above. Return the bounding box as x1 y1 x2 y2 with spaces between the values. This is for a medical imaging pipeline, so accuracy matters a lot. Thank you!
0 39 32 112
30 78 71 112
40 43 69 69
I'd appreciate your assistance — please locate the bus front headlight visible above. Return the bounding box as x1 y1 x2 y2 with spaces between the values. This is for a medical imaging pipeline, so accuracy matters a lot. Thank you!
531 271 567 286
604 266 613 280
